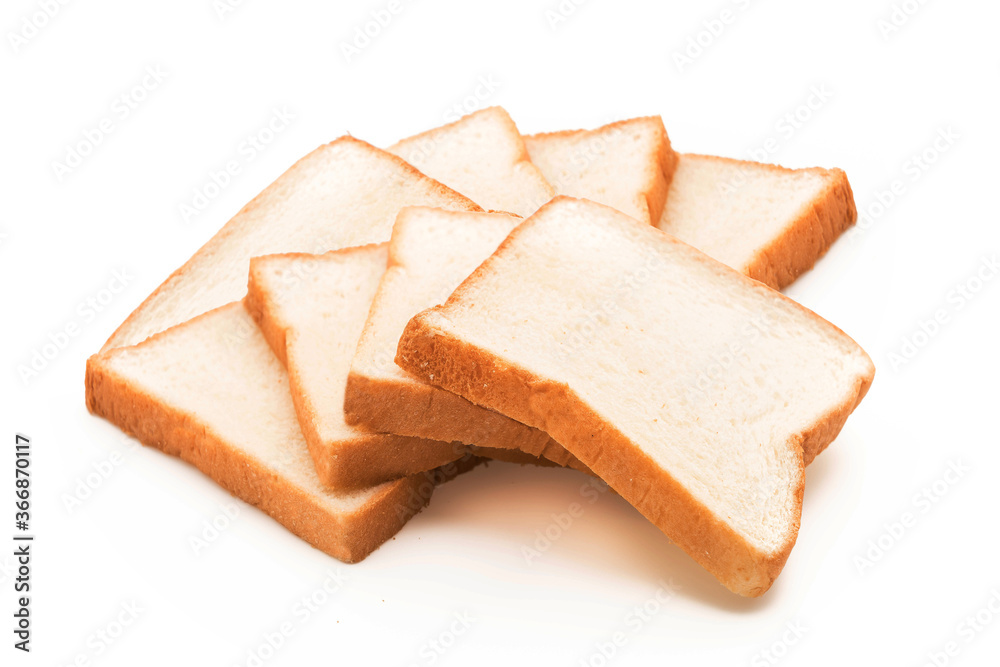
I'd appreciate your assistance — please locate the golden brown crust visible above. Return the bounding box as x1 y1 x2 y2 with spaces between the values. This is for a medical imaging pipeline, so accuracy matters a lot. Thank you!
244 254 468 490
647 123 679 227
101 136 482 353
343 371 592 475
245 257 293 367
467 446 558 468
671 154 857 291
525 116 678 225
395 196 875 596
743 166 856 290
85 343 424 564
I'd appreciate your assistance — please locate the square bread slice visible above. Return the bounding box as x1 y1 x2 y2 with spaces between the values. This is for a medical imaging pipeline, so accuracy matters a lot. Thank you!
523 116 678 225
388 106 555 217
244 244 468 490
656 154 856 289
344 207 589 473
395 197 875 596
85 302 479 563
101 136 480 352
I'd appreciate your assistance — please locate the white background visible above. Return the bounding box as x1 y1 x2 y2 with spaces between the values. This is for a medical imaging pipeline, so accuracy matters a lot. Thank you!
2 0 998 665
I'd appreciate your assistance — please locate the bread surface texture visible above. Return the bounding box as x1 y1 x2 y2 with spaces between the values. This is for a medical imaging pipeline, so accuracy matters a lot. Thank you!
524 116 677 225
396 197 875 596
389 106 555 217
245 245 467 490
656 154 857 289
102 136 480 352
86 303 453 563
343 207 590 473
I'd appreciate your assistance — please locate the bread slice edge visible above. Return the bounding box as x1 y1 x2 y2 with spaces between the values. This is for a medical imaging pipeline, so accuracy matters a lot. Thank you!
245 250 468 490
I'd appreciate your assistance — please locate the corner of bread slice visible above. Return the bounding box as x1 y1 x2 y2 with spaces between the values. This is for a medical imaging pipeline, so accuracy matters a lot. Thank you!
658 154 857 290
524 116 678 225
245 246 467 490
100 135 482 354
86 302 443 563
742 165 857 289
387 107 554 217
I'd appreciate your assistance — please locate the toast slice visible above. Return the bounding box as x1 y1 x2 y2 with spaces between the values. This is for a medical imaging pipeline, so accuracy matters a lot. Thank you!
101 136 480 352
656 154 857 289
244 245 468 490
85 302 480 563
395 197 875 596
524 116 677 225
344 207 588 472
388 107 555 217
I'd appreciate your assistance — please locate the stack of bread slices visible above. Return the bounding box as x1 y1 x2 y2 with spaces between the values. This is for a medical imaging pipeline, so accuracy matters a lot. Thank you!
86 107 874 597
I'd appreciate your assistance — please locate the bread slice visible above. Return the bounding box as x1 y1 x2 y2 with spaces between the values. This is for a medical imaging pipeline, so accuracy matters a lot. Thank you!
344 207 588 472
396 197 875 596
524 116 677 225
244 244 467 490
101 136 480 352
656 154 857 289
86 302 479 563
388 107 554 217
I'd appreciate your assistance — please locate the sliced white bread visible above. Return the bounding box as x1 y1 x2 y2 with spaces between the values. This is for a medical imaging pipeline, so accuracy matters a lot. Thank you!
245 245 468 490
524 116 677 225
526 119 856 290
396 197 875 596
388 106 554 217
101 136 480 352
85 302 479 563
656 154 856 289
344 207 589 472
